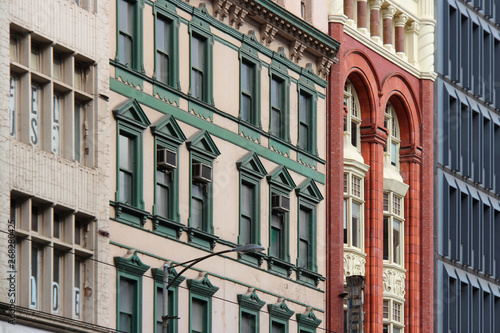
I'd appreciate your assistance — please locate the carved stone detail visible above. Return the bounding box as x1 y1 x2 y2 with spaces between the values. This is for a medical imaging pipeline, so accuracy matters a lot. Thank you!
229 5 248 29
318 56 334 78
343 250 366 279
382 266 406 298
261 23 278 46
290 41 307 62
214 0 232 20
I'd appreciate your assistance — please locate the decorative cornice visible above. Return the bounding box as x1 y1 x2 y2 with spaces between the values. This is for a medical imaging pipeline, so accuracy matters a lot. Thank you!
290 40 307 63
229 4 248 29
400 144 422 164
114 250 150 276
268 298 295 320
187 272 220 297
236 0 340 60
261 23 278 46
237 288 266 311
296 307 322 330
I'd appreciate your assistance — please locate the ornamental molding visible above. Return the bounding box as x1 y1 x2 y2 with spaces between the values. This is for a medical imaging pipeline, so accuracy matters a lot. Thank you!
382 266 406 299
343 249 366 280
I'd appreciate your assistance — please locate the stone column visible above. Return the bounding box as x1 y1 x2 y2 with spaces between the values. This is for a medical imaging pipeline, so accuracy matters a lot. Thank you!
382 6 396 48
407 21 420 66
369 0 383 39
395 13 408 54
357 0 368 31
344 0 354 20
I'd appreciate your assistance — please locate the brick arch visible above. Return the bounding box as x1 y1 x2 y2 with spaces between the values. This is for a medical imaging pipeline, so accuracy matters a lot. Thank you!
380 72 422 148
343 49 382 123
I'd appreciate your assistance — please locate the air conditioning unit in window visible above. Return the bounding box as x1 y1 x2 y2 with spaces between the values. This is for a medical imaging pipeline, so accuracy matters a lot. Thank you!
157 149 177 170
272 194 290 213
192 163 212 183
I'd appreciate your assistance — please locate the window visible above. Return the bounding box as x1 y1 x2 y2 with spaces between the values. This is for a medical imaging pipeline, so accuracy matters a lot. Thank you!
296 178 323 273
383 299 404 333
241 311 257 333
10 29 96 165
298 205 313 269
298 91 315 153
344 80 361 150
119 133 137 205
13 196 95 319
240 59 259 125
267 166 295 267
344 173 364 249
383 192 404 265
115 252 150 333
187 131 220 238
153 267 184 333
117 0 137 68
237 153 267 247
270 75 288 140
155 14 178 86
384 103 400 167
240 181 257 245
191 33 211 102
10 76 16 138
270 210 287 259
113 99 151 212
296 308 322 333
188 274 219 333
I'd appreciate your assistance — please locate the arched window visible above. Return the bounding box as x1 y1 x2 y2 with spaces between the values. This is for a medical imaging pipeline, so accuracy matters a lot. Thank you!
384 103 400 168
344 80 361 150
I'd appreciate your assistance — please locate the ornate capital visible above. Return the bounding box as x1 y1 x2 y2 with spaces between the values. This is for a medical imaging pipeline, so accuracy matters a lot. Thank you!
369 0 383 10
407 21 420 34
382 6 397 19
395 13 408 27
383 266 406 299
261 23 278 46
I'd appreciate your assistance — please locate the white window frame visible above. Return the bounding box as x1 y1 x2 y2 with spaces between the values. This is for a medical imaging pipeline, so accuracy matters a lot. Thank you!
344 80 362 151
344 171 365 250
383 298 405 333
383 192 405 266
384 103 401 169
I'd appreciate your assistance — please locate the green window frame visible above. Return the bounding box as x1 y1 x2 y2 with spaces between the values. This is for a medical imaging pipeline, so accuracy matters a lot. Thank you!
154 2 179 88
152 267 185 333
237 152 267 247
189 18 214 105
270 74 289 140
187 274 219 333
267 166 296 264
113 99 151 211
268 299 294 333
238 289 266 333
240 57 261 127
151 115 186 226
297 203 314 271
187 131 220 249
297 86 317 154
114 252 150 333
116 0 143 71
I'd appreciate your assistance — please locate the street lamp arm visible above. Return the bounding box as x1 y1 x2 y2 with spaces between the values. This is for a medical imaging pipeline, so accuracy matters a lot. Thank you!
166 248 234 290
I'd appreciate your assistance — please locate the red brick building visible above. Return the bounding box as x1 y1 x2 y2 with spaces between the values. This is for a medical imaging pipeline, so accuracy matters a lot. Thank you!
326 1 435 332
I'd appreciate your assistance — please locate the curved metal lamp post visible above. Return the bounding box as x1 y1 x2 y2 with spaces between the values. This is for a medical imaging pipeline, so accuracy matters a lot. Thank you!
162 244 265 333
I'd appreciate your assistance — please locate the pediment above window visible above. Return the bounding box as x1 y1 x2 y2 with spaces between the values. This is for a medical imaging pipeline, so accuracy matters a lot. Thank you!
150 115 186 144
113 98 151 129
186 130 221 159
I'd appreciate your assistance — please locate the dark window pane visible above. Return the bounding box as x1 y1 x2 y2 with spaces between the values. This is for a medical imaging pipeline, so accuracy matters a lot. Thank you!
191 298 206 333
344 199 348 244
352 202 360 248
241 94 252 122
272 321 285 333
270 213 283 258
32 206 38 232
271 107 281 137
119 170 133 204
119 33 133 66
191 69 203 100
157 52 169 83
383 217 389 260
241 312 256 333
351 122 358 147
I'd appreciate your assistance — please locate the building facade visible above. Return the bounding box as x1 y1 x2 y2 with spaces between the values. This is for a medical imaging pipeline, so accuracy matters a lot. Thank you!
327 1 435 332
0 0 111 331
108 0 338 332
434 1 500 332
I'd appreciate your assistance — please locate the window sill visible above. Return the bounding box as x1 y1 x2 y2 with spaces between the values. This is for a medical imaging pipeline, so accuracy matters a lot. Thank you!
187 227 219 251
110 201 150 227
267 256 294 277
238 250 266 267
296 267 325 287
152 215 185 239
